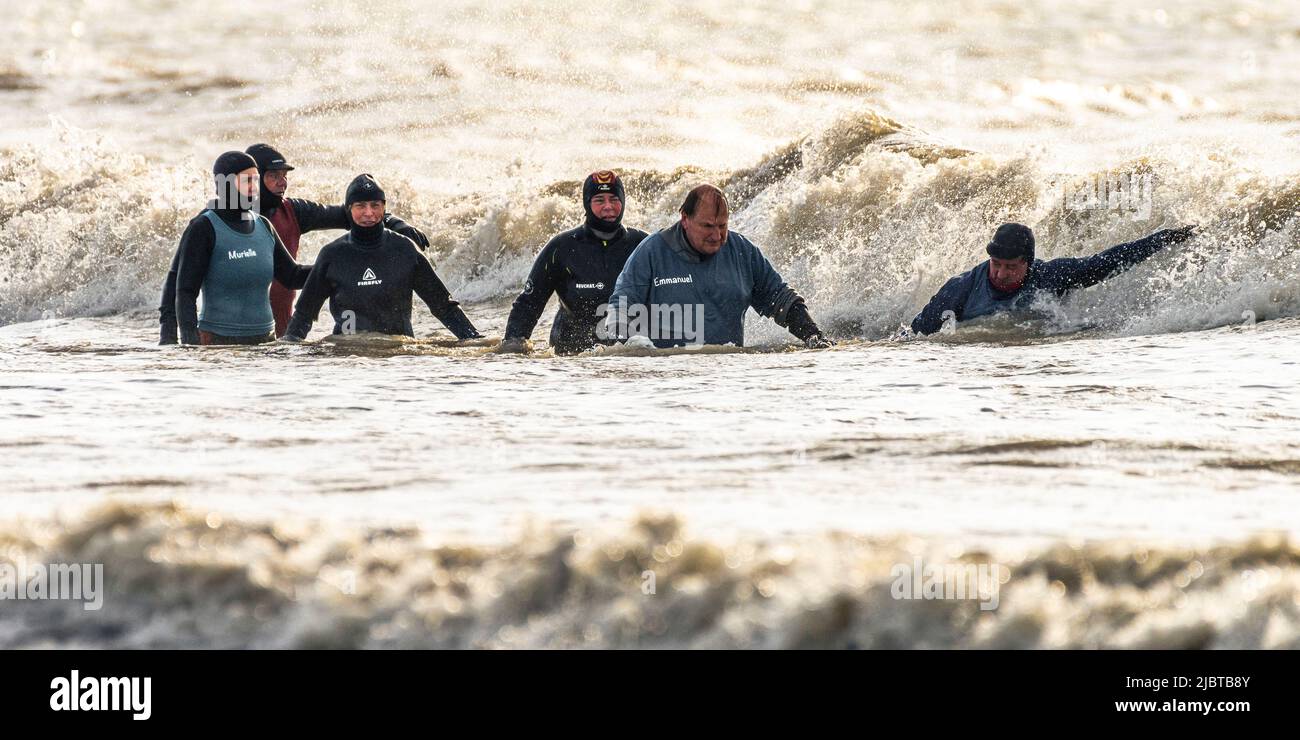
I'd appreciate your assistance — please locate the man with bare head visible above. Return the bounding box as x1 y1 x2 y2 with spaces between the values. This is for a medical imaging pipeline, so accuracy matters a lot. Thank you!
605 184 831 348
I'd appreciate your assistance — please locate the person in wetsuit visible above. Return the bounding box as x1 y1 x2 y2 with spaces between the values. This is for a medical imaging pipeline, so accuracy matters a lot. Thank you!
172 151 313 346
909 222 1198 335
497 170 648 355
282 174 482 342
158 144 431 343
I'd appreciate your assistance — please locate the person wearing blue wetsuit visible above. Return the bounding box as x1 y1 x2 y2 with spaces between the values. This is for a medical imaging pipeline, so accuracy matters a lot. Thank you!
173 151 312 346
498 170 649 355
606 184 831 349
283 175 482 342
909 222 1197 335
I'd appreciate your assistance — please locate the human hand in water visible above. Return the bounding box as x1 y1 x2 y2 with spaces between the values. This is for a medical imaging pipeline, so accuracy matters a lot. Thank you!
495 337 531 354
1156 224 1197 245
804 334 835 349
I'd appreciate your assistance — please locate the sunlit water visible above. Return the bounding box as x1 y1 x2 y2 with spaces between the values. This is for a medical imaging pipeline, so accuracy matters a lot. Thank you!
2 0 1299 647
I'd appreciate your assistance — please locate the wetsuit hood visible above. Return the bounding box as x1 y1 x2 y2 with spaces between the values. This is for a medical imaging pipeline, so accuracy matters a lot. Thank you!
583 170 625 234
349 221 386 245
246 144 294 215
345 174 386 243
211 150 259 219
346 174 385 207
584 222 625 242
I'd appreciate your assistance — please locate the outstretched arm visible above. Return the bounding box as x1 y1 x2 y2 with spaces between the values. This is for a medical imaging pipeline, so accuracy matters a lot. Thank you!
289 198 431 251
383 214 430 251
288 199 349 234
1040 225 1197 292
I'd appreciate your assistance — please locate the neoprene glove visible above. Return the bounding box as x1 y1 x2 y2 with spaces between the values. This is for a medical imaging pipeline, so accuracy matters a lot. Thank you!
384 215 431 251
804 334 835 349
496 337 531 354
1155 224 1197 246
785 302 829 346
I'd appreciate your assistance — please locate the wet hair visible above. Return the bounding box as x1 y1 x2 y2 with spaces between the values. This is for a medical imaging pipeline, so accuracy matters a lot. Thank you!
679 184 729 218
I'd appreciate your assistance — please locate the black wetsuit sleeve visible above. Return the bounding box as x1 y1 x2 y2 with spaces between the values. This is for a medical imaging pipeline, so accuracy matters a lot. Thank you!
383 214 430 251
783 301 824 342
503 239 562 340
174 218 216 345
285 249 333 340
747 240 801 321
269 222 312 289
289 198 430 252
158 246 182 344
911 275 970 335
1037 231 1173 293
288 199 350 234
412 252 480 340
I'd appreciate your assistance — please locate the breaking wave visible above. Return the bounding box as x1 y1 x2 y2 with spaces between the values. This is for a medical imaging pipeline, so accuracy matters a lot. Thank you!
3 502 1298 648
2 110 1297 340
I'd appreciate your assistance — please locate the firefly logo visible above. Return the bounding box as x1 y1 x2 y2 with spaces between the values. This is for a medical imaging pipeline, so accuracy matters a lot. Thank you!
357 268 382 286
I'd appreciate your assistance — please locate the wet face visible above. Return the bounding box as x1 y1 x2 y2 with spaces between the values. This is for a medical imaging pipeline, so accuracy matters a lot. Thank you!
216 167 261 209
234 168 261 199
349 200 385 227
681 199 729 255
988 256 1029 292
589 193 623 222
263 169 289 197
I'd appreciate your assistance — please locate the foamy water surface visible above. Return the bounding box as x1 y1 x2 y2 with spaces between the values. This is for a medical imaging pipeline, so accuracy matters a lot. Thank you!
2 0 1299 647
